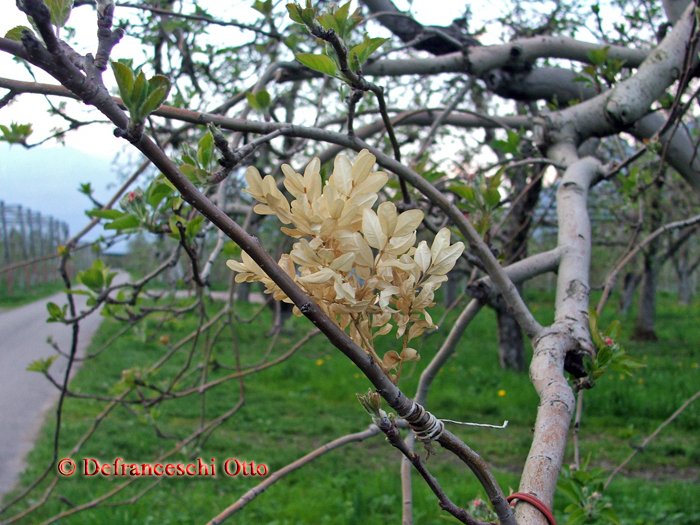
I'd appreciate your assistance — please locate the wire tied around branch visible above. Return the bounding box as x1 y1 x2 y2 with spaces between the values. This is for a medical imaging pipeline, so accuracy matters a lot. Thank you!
404 401 444 443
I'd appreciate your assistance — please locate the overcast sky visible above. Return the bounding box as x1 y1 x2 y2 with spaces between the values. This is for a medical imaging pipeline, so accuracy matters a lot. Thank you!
0 142 117 242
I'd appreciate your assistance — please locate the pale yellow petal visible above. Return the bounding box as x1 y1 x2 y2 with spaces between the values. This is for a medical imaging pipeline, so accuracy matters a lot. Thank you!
354 233 374 268
385 232 417 255
244 166 265 199
282 164 305 198
353 172 388 196
431 228 451 263
299 267 337 284
431 242 465 275
226 259 247 272
362 208 387 250
351 149 376 186
279 254 296 279
394 209 424 237
330 154 353 196
414 241 431 273
400 347 420 361
377 201 397 237
382 350 401 369
334 280 357 303
374 324 393 336
304 157 321 179
330 252 355 272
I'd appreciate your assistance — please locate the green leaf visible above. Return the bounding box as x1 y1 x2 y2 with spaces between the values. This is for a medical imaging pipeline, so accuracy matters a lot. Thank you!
300 5 316 25
252 0 272 15
599 507 620 525
181 154 197 167
197 131 215 169
169 215 186 240
147 182 174 208
335 1 351 22
587 46 610 66
0 122 33 144
46 302 63 320
86 208 125 220
349 36 389 66
78 267 104 292
490 130 521 155
485 188 501 207
286 3 304 24
588 307 605 349
104 271 118 288
180 164 208 185
295 53 337 76
78 182 92 196
318 13 339 33
448 184 476 202
45 0 73 28
610 354 646 375
603 319 622 341
104 213 140 230
4 25 34 41
223 241 242 257
255 89 271 109
489 167 504 189
66 289 93 297
185 216 205 242
246 89 271 111
557 482 583 505
566 507 588 525
138 75 171 118
27 355 58 373
130 70 148 115
110 61 135 109
246 92 262 111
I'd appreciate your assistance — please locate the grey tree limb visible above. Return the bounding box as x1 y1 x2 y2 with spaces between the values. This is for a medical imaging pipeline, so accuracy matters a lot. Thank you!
542 3 700 186
515 156 602 524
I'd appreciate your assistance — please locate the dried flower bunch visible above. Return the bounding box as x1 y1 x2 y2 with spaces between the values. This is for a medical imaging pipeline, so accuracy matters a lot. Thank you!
227 150 464 382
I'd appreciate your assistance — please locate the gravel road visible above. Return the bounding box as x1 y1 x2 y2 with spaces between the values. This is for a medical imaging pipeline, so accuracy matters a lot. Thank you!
0 290 105 498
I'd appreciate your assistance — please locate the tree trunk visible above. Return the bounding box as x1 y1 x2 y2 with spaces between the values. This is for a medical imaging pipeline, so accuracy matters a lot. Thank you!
677 268 693 306
236 281 250 302
618 272 641 315
632 180 663 341
673 243 698 306
496 303 525 371
632 262 659 341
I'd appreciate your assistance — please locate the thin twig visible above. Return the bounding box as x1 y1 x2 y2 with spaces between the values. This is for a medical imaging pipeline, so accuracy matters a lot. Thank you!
207 425 381 524
597 213 700 313
605 389 700 489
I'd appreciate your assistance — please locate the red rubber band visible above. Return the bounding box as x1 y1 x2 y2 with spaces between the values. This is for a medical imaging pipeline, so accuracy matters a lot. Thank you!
506 492 557 525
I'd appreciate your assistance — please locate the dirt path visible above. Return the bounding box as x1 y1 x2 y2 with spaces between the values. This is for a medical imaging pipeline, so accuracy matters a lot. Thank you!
0 284 117 499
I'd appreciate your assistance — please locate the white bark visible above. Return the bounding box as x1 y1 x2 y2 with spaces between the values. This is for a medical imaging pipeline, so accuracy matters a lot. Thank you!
516 157 602 524
545 3 697 147
662 0 691 23
359 38 648 78
630 113 700 190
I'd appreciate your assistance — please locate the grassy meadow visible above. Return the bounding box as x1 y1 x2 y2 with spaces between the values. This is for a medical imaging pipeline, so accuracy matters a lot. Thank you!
0 280 65 309
2 290 699 524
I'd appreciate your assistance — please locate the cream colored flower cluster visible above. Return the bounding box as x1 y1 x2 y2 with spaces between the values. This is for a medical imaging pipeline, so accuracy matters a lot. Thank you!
227 150 464 382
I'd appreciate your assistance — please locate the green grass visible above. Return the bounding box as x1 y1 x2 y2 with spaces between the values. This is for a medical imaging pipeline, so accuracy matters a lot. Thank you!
0 280 65 309
2 292 699 524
